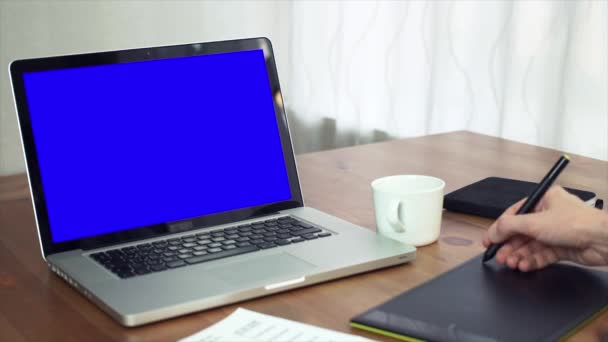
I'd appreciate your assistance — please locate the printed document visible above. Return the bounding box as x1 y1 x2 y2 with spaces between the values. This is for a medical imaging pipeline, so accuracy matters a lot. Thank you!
179 308 372 342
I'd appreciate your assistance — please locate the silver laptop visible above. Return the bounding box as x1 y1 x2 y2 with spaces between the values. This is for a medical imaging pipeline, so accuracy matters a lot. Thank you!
10 37 415 327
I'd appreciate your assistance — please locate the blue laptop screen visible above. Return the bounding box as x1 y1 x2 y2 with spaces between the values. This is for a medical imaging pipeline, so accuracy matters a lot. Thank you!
22 49 292 243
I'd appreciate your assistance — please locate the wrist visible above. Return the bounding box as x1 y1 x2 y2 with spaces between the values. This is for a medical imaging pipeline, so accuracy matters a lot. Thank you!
594 210 608 246
601 211 608 231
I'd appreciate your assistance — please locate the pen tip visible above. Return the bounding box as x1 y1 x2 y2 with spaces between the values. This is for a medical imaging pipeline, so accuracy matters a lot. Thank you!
563 154 570 161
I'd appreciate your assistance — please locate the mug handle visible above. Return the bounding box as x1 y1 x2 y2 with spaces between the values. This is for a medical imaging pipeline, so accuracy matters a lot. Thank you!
387 199 406 233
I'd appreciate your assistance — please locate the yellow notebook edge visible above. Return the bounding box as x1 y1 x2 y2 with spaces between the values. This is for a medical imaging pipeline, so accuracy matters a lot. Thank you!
557 304 608 342
351 304 608 342
349 322 426 342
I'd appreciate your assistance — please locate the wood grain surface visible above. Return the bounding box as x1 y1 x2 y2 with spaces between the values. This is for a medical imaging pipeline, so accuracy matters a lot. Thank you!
0 131 606 341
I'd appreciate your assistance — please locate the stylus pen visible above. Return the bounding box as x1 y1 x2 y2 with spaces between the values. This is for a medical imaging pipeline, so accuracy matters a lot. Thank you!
482 154 571 263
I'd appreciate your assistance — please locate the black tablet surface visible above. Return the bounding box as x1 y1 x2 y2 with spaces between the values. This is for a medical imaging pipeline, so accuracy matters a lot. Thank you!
352 255 608 342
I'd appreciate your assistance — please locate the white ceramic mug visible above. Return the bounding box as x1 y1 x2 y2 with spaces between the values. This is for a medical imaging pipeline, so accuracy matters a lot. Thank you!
371 175 445 246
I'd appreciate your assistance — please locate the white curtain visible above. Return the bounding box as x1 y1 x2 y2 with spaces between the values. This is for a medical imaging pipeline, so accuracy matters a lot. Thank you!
0 1 606 175
281 1 607 159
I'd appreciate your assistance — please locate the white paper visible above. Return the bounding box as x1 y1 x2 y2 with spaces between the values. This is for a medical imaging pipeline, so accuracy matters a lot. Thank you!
179 308 373 342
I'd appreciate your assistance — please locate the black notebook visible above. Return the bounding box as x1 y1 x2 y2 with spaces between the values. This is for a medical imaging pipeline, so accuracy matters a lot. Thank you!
444 177 596 219
351 255 608 342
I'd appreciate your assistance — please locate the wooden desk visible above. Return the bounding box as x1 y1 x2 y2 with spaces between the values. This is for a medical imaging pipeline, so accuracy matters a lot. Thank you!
1 131 606 341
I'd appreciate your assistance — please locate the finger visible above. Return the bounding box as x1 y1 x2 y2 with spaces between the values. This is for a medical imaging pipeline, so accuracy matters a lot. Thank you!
488 212 545 244
506 253 520 269
505 198 527 215
518 256 537 272
482 235 490 248
514 239 545 257
507 242 534 268
507 239 544 269
487 198 528 232
495 236 529 265
519 247 559 272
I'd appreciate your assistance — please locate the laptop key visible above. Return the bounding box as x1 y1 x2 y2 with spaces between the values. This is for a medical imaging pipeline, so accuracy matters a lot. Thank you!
130 262 146 269
276 239 291 246
117 270 136 278
291 238 305 243
134 267 151 275
166 260 186 268
110 266 131 274
207 248 223 253
132 256 144 263
258 242 276 249
184 245 259 265
150 264 167 272
296 227 322 236
146 259 162 265
302 234 318 240
193 251 208 256
236 242 251 248
318 232 332 238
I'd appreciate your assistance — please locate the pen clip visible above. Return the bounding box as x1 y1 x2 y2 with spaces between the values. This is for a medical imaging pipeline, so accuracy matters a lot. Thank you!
595 199 604 210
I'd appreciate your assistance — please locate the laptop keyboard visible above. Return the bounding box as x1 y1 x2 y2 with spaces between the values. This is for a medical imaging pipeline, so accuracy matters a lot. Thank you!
89 216 332 278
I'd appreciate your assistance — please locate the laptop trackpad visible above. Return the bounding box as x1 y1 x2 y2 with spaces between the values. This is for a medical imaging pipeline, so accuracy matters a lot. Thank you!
212 253 315 286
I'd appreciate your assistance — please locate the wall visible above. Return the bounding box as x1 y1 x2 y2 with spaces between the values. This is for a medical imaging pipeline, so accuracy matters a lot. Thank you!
0 1 290 175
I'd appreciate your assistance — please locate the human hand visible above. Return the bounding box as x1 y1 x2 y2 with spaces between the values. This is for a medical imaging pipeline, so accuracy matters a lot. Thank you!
483 186 608 271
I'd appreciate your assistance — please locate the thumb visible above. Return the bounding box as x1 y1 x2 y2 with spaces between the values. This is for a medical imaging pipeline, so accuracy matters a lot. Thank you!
488 213 543 243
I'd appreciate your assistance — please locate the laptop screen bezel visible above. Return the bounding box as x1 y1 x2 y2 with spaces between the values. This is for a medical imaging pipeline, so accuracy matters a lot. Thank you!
10 38 304 256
